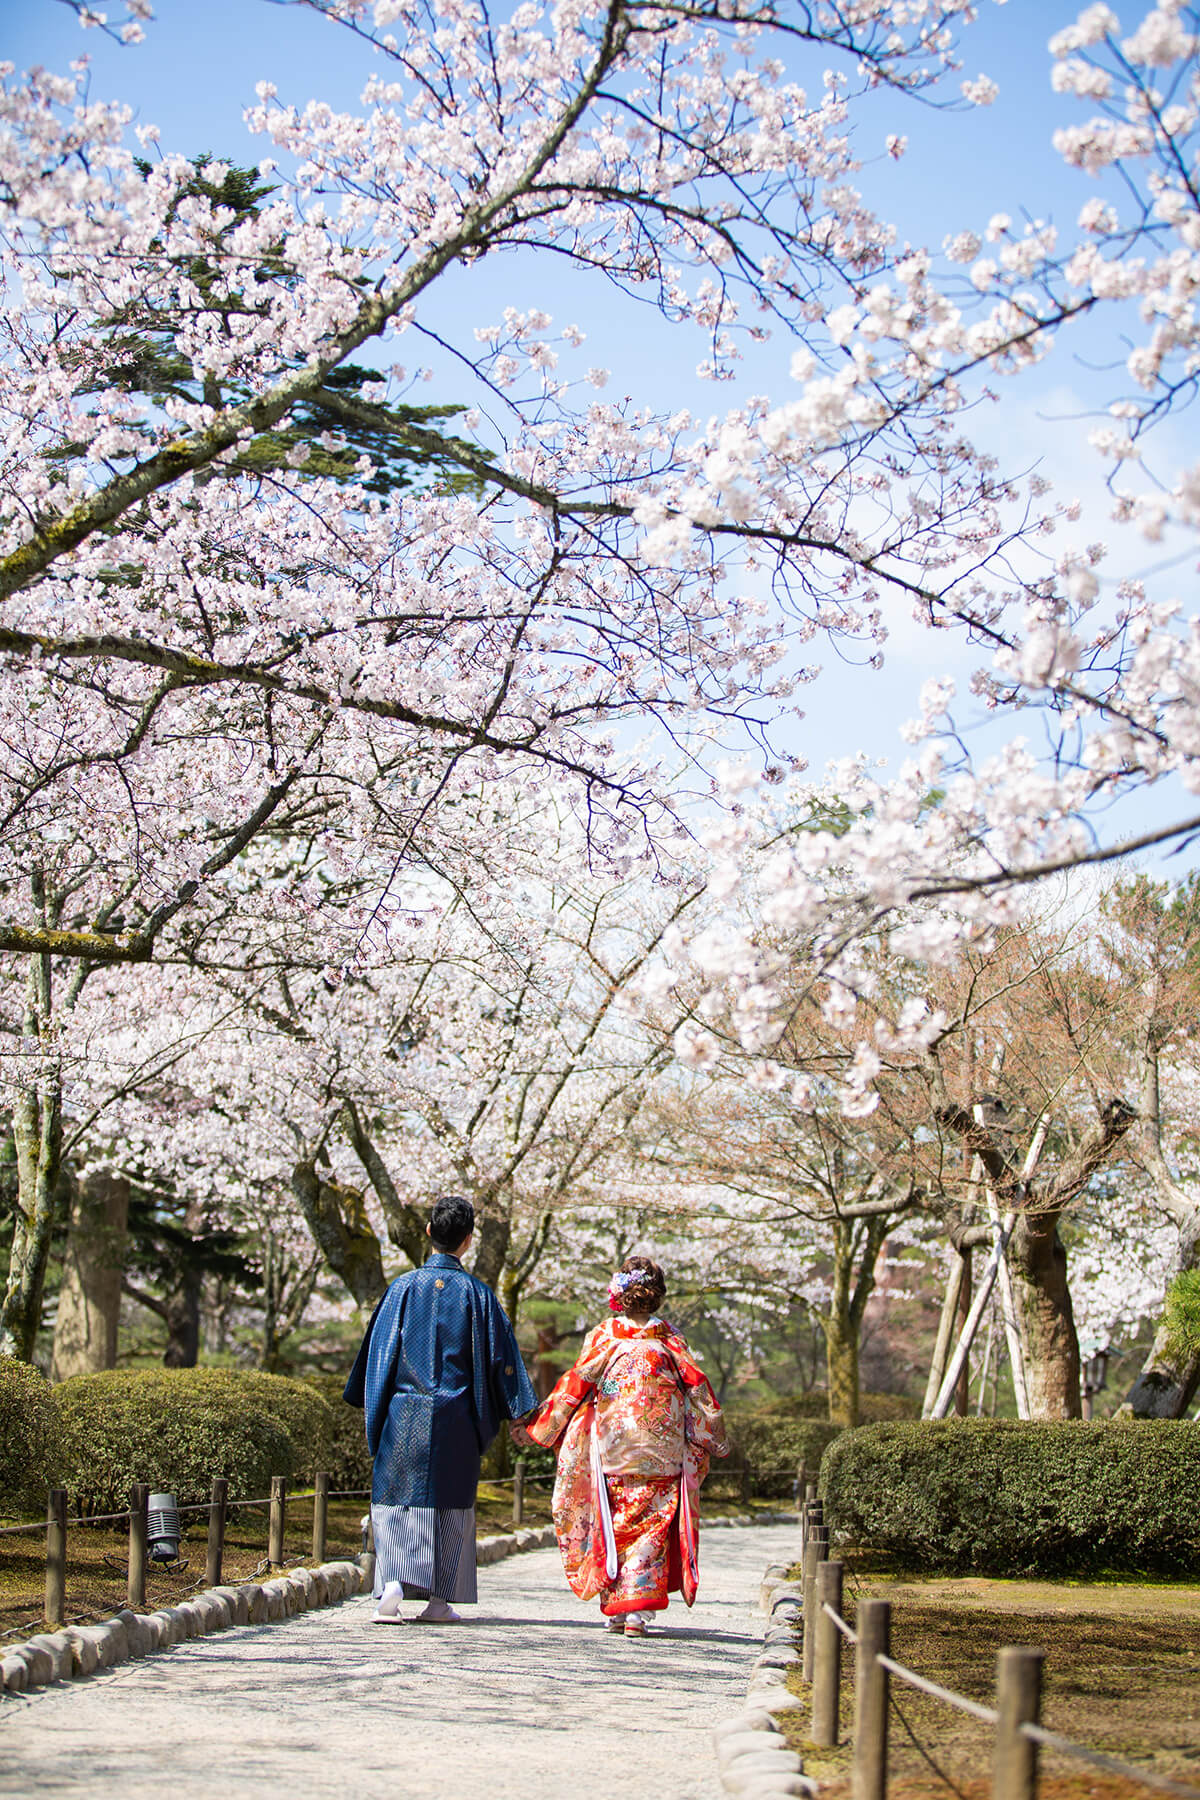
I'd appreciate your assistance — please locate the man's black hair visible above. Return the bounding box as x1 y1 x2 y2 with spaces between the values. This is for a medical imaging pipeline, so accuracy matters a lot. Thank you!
429 1194 475 1252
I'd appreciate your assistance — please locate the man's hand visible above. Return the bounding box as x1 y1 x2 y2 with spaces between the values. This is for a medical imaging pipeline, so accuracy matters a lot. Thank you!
509 1419 535 1449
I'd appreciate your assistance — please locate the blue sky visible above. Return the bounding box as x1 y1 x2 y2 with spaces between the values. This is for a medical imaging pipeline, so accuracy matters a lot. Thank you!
10 0 1197 867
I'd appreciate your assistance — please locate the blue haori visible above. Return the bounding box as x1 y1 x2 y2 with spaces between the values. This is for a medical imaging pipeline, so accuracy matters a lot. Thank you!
371 1505 476 1603
344 1251 538 1509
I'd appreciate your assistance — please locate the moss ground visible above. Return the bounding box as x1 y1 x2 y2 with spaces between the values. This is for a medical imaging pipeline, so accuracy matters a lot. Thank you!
779 1556 1200 1799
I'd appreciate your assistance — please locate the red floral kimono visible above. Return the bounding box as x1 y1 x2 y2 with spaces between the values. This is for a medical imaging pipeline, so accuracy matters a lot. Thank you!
525 1317 728 1617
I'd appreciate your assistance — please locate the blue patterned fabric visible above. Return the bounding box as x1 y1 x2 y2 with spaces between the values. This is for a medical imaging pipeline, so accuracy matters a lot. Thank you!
344 1252 538 1508
371 1505 476 1603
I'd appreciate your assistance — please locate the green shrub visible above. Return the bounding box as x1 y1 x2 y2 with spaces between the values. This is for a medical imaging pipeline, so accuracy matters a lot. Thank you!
0 1358 66 1516
232 1373 333 1483
728 1391 917 1497
299 1374 372 1493
1164 1268 1200 1359
56 1369 313 1512
822 1418 1200 1575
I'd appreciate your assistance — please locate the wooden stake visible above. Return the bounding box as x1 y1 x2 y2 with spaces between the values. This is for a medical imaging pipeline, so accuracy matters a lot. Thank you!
127 1483 148 1609
811 1559 844 1746
268 1475 286 1567
206 1478 228 1588
44 1488 67 1629
853 1598 891 1800
312 1471 329 1566
994 1647 1044 1800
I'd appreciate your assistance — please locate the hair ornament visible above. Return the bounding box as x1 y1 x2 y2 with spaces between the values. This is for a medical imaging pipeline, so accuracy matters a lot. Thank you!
607 1270 639 1312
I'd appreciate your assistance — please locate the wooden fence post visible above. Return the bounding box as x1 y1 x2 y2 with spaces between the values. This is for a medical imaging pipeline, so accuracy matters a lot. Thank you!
127 1483 149 1609
206 1478 228 1588
994 1647 1044 1800
268 1475 287 1567
740 1459 752 1504
312 1471 329 1566
512 1459 525 1527
812 1559 844 1746
853 1597 891 1800
795 1461 808 1516
44 1488 67 1629
802 1523 829 1681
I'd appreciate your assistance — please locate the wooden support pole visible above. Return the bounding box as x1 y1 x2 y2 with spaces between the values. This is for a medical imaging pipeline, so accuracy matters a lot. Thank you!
811 1559 844 1746
206 1478 228 1588
853 1598 891 1800
312 1471 328 1566
994 1647 1044 1800
795 1461 808 1515
512 1459 525 1527
127 1483 148 1609
268 1475 286 1567
44 1488 67 1629
802 1524 829 1681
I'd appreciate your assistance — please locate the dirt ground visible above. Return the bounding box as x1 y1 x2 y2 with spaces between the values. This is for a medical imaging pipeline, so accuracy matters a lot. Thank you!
0 1482 556 1644
781 1562 1200 1800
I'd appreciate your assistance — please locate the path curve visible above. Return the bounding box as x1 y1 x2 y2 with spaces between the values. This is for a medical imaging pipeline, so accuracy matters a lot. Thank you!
0 1521 800 1800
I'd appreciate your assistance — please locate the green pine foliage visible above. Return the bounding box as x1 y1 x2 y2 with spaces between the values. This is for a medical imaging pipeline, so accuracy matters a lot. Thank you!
0 1359 66 1517
59 157 478 499
822 1418 1200 1575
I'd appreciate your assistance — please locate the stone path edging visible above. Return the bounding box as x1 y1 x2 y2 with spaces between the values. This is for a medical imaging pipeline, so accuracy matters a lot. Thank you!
713 1555 815 1799
1 1509 799 1703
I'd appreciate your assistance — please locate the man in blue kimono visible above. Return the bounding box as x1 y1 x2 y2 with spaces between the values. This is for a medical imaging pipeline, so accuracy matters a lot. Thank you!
344 1194 537 1623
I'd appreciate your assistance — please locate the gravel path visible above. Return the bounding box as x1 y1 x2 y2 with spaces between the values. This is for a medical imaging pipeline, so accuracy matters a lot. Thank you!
0 1521 800 1800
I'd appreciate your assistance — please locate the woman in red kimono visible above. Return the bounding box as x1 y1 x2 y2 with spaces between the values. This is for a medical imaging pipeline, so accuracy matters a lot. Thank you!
516 1256 728 1636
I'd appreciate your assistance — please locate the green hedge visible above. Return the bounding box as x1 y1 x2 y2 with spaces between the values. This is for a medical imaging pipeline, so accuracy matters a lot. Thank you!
0 1358 66 1516
299 1374 372 1493
729 1392 917 1497
56 1369 332 1513
822 1418 1200 1575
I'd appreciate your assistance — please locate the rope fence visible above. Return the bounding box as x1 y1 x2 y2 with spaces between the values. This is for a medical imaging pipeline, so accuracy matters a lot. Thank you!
796 1497 1200 1800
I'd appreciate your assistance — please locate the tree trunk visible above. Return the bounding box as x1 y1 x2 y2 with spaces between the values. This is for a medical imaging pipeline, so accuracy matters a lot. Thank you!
824 1303 860 1428
471 1203 512 1291
291 1161 386 1308
163 1268 201 1367
922 1251 966 1417
824 1213 888 1428
0 1062 65 1361
1007 1211 1082 1419
50 1170 129 1379
954 1248 973 1416
1122 1219 1200 1417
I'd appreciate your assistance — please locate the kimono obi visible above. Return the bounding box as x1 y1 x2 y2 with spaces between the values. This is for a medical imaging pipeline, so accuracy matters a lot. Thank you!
593 1337 686 1477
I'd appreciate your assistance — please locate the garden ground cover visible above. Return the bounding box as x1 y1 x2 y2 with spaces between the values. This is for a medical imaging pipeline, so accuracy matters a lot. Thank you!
783 1560 1200 1799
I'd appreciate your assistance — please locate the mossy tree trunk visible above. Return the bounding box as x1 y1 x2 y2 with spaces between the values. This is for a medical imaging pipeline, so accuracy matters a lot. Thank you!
50 1170 129 1379
1007 1208 1082 1419
824 1212 890 1428
0 935 71 1362
936 1098 1134 1423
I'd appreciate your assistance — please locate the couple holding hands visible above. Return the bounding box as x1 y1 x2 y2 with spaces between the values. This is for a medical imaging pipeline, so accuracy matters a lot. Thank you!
345 1195 728 1634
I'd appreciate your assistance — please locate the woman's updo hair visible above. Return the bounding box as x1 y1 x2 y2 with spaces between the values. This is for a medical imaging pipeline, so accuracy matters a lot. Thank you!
615 1254 666 1315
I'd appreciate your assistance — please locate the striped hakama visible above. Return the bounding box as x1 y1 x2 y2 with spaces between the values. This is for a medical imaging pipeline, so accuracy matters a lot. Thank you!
371 1504 477 1604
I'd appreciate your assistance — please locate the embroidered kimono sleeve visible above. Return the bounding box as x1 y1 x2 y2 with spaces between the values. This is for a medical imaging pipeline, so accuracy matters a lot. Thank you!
669 1340 728 1458
525 1325 608 1451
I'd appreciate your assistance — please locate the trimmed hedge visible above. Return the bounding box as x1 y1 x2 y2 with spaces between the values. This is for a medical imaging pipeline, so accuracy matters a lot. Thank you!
729 1392 917 1497
56 1368 332 1513
299 1373 373 1493
822 1418 1200 1575
0 1358 66 1516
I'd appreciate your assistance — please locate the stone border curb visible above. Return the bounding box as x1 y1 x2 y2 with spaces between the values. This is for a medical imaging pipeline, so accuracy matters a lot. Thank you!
1 1508 800 1700
0 1554 373 1697
712 1552 816 1800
